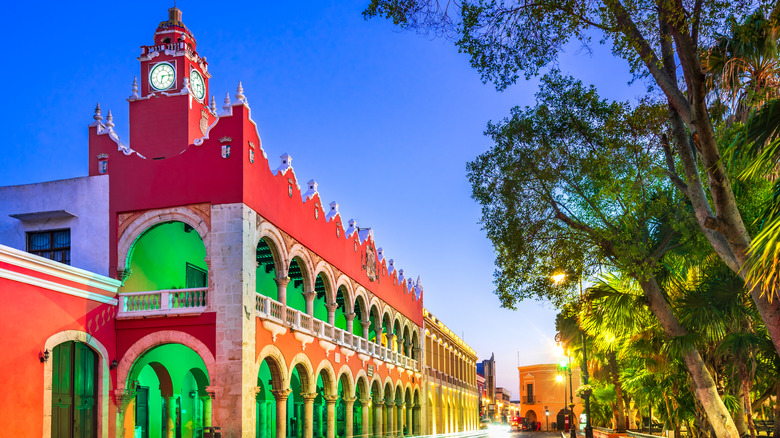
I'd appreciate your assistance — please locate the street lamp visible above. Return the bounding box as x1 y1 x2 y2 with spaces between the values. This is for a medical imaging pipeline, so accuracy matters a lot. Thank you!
553 272 594 438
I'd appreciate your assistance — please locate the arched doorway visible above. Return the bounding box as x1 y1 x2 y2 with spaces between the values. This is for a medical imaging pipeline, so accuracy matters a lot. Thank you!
124 221 208 293
51 341 97 438
129 343 211 438
556 409 575 432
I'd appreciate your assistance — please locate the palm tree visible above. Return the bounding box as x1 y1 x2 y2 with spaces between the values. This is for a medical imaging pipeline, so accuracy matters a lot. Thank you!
704 10 780 123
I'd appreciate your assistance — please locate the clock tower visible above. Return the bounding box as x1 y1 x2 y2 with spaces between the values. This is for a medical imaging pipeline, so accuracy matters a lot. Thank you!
128 6 216 159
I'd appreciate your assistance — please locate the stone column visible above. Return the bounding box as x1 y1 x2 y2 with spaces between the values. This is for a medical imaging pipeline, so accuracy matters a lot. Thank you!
164 395 176 438
387 334 395 353
373 400 383 438
386 400 394 438
396 402 404 437
361 321 371 340
405 403 412 437
343 397 357 438
272 389 292 438
303 291 316 316
324 395 339 438
201 396 212 428
212 205 259 436
413 405 421 436
303 393 318 438
275 277 290 307
345 313 356 333
360 398 371 438
326 303 339 325
375 321 383 345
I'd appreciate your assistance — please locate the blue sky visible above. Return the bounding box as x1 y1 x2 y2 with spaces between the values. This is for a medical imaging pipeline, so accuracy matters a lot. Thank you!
0 1 638 394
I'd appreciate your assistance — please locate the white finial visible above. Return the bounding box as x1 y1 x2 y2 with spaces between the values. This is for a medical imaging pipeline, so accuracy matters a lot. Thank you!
130 77 139 99
235 81 246 102
303 179 319 201
326 201 340 222
93 103 103 122
210 95 217 113
105 110 115 129
377 247 384 262
223 92 231 112
347 219 358 237
181 77 190 94
388 259 395 273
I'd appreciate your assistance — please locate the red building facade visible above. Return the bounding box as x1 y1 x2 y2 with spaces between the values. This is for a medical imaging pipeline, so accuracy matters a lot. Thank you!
0 7 482 438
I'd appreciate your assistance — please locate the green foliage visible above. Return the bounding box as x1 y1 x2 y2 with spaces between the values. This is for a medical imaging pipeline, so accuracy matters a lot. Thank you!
467 70 683 307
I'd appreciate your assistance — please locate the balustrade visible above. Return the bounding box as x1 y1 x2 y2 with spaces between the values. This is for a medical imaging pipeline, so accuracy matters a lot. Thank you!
118 287 208 317
253 293 420 371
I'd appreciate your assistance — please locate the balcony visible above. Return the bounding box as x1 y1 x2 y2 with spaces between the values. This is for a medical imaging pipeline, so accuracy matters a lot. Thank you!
117 287 208 318
256 294 419 372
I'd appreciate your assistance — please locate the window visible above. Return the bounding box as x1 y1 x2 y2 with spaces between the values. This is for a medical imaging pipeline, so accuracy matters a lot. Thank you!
27 229 70 265
185 262 207 288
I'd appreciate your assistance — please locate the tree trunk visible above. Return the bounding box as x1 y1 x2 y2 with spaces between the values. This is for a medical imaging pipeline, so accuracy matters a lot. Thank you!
735 384 749 437
738 357 757 438
773 380 780 438
639 277 739 438
609 352 626 430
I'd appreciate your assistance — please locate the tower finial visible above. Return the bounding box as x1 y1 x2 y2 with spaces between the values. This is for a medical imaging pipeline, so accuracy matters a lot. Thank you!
235 81 246 102
105 110 115 129
129 77 139 99
93 103 103 122
210 95 217 113
223 92 231 112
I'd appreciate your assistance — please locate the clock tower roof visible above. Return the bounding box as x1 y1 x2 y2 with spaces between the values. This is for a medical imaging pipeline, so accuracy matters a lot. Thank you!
153 6 196 48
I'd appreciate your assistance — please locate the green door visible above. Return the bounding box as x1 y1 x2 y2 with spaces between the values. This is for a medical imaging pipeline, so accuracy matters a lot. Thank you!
52 342 97 438
136 387 149 438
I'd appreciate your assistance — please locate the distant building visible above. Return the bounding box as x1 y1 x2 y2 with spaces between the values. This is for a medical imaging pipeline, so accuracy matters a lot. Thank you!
477 354 497 420
476 373 486 419
423 309 479 434
518 363 582 431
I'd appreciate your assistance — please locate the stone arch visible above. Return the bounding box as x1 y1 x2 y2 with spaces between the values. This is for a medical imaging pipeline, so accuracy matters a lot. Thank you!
354 371 369 398
335 365 355 397
313 261 337 300
117 206 210 275
287 245 315 291
256 344 288 390
314 359 338 395
335 275 354 306
43 330 111 438
370 376 384 400
117 330 216 393
288 352 315 393
257 223 287 277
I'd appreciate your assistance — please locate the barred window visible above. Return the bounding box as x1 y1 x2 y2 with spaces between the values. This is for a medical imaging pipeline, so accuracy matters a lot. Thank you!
27 229 70 265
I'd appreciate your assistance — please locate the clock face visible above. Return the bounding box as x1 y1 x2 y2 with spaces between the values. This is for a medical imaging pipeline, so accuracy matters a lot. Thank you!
190 69 206 100
150 62 175 91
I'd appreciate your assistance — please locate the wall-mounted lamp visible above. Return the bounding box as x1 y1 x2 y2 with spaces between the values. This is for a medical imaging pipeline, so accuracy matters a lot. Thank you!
189 391 197 398
110 359 118 370
40 349 50 363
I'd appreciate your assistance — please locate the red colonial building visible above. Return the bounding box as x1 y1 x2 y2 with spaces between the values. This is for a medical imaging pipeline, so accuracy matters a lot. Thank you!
0 7 482 438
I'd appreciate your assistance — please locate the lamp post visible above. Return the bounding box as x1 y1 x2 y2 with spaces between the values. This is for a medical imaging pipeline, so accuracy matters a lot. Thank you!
552 272 593 438
568 353 576 438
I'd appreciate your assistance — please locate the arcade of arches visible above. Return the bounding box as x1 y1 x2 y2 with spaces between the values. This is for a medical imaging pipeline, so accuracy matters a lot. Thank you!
112 209 480 437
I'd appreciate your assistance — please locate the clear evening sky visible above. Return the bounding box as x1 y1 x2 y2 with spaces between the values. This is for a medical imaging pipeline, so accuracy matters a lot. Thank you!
0 1 638 396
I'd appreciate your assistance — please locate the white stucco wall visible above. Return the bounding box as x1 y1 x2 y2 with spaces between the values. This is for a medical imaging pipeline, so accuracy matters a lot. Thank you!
0 175 109 276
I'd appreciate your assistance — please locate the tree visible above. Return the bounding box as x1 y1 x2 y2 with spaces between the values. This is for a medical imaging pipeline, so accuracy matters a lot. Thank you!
464 71 739 436
364 0 780 369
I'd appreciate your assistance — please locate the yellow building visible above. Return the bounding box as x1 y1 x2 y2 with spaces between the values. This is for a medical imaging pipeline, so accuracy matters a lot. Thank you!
423 308 480 434
518 363 582 431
